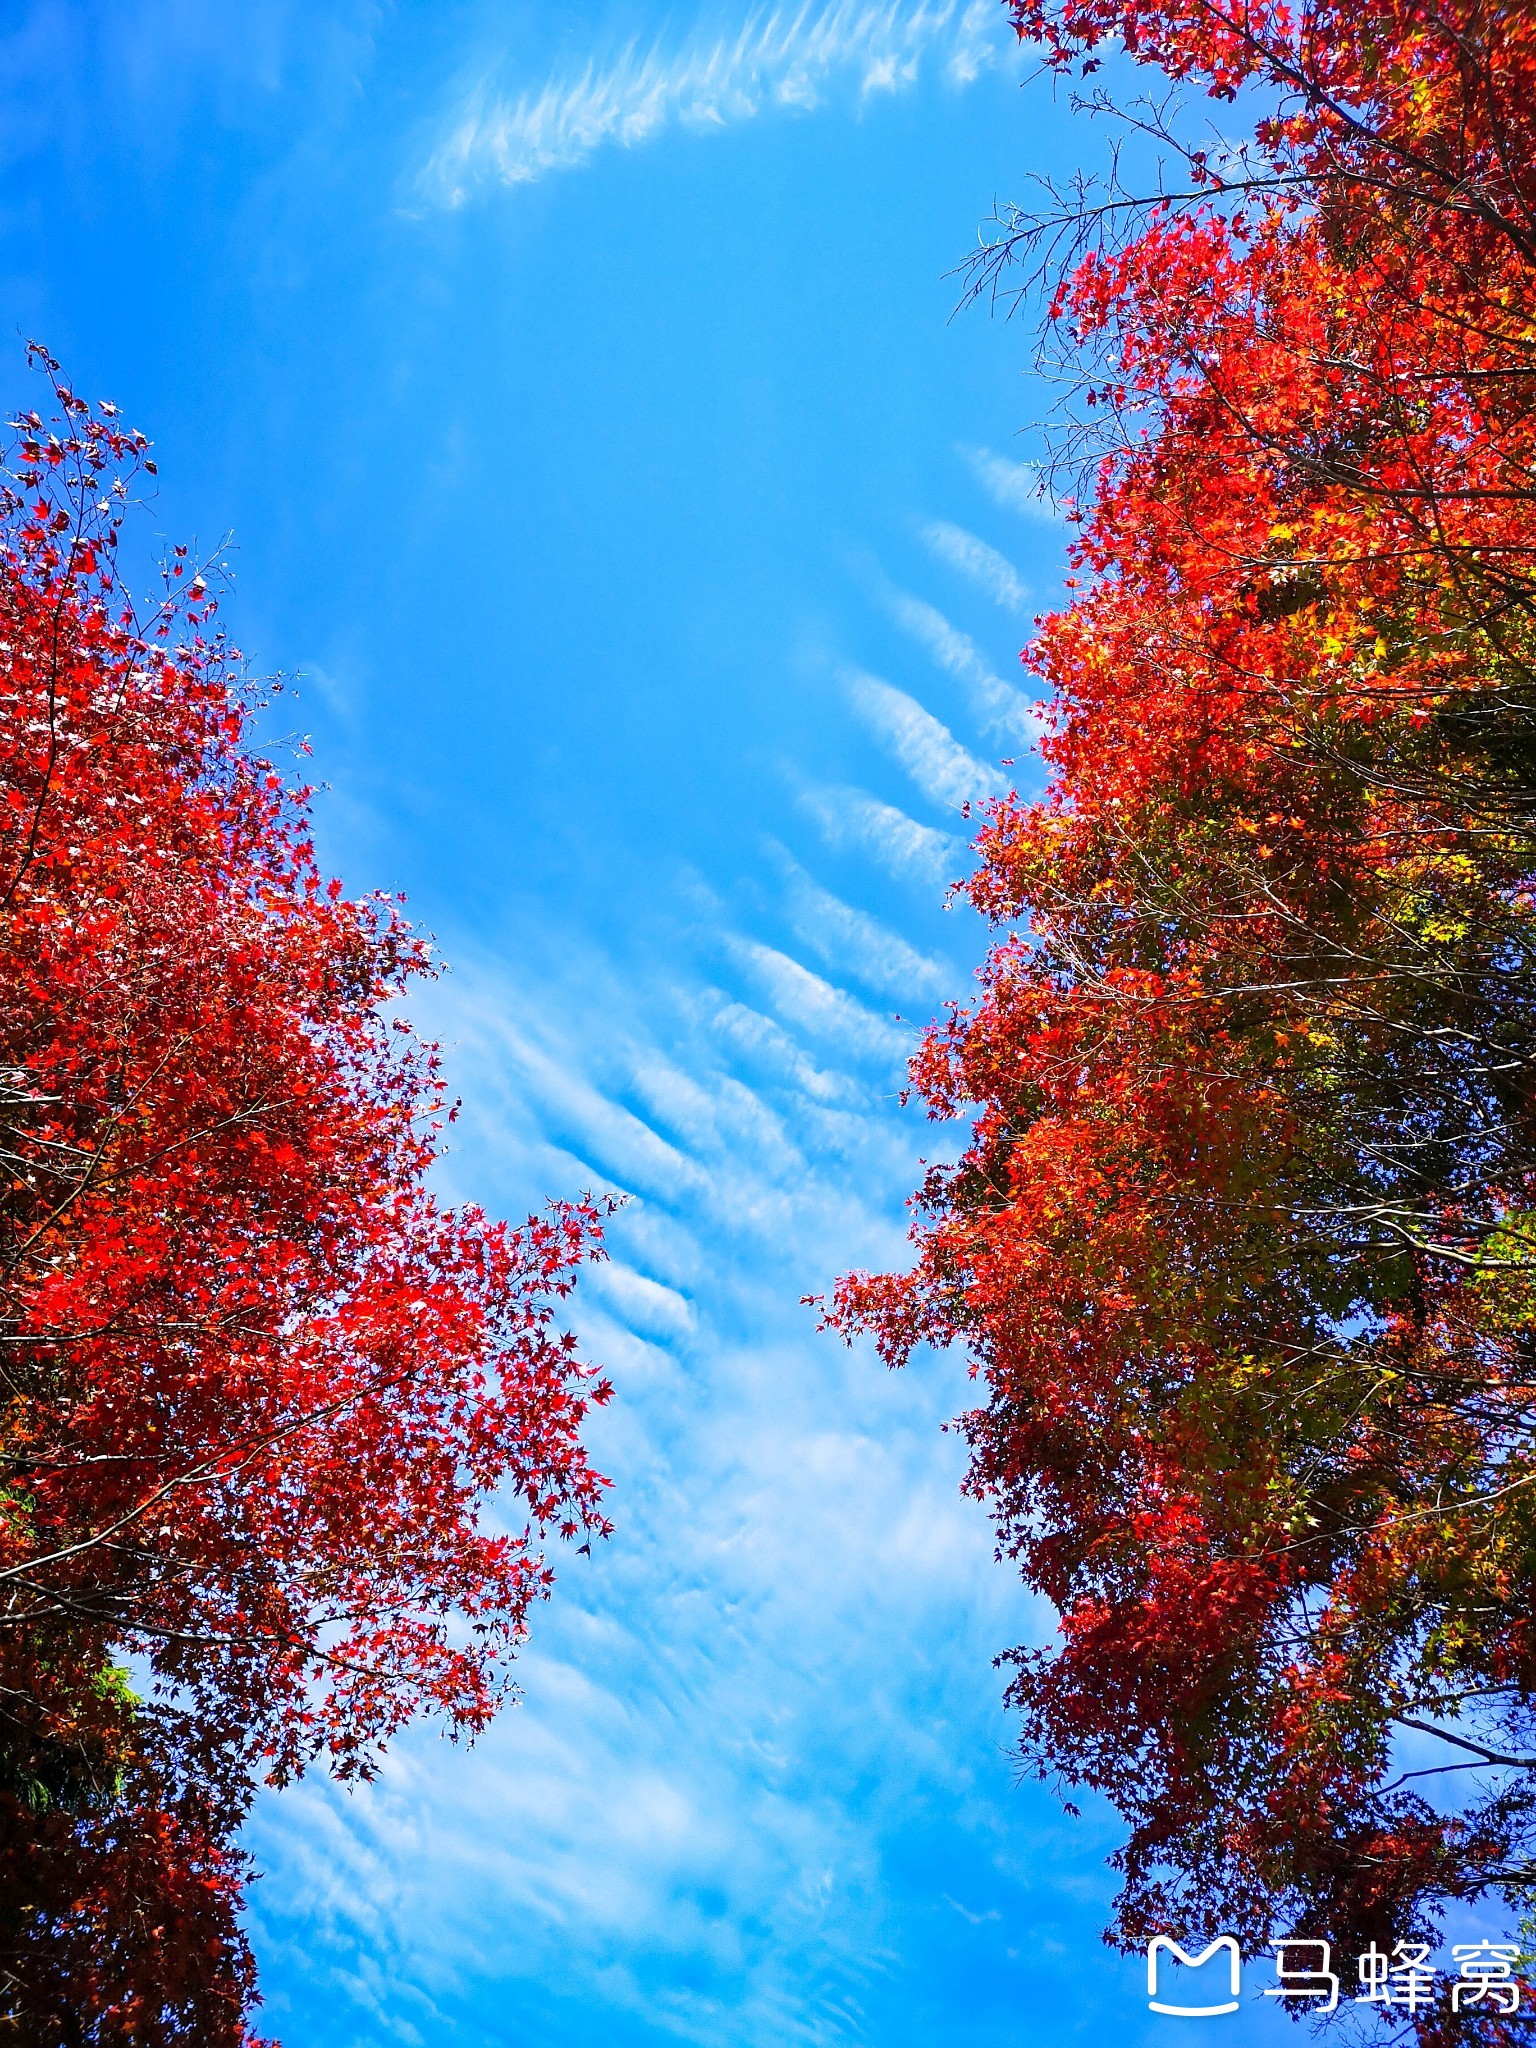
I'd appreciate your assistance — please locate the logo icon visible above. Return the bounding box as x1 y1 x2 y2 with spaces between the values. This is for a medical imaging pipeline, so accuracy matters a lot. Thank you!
1147 1936 1242 2017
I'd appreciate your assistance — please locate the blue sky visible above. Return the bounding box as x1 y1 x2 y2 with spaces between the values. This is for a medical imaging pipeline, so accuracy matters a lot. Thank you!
1 5 1485 2045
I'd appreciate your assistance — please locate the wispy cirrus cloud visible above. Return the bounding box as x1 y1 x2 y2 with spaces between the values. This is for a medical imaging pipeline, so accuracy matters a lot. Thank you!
960 443 1067 523
843 666 1004 810
421 1 1006 202
798 781 964 886
885 588 1039 747
728 935 910 1064
770 843 951 1004
920 520 1029 613
244 921 1062 2048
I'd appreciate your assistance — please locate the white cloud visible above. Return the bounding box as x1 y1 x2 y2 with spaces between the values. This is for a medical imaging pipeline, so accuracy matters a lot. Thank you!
626 1046 799 1173
960 443 1067 524
727 935 909 1063
798 781 963 886
421 1 1007 201
885 589 1040 747
586 1258 698 1344
919 520 1028 612
769 843 950 1004
429 986 708 1207
703 990 862 1105
842 666 1004 810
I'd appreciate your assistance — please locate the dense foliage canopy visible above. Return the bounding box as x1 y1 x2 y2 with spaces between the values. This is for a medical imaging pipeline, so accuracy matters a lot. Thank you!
832 1 1536 2029
0 354 612 2042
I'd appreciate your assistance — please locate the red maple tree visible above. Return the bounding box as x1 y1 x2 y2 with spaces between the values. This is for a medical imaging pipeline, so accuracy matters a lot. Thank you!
831 2 1536 2030
0 350 613 2042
